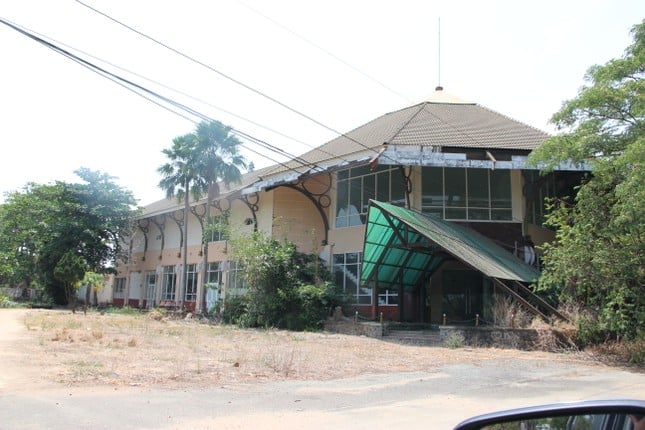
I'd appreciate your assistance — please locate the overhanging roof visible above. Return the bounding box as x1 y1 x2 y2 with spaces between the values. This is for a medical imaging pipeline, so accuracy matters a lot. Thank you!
260 89 550 180
360 201 540 291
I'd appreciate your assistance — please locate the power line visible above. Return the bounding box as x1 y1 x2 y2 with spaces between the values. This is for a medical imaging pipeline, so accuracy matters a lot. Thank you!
74 0 405 167
1 15 408 206
0 17 312 175
236 0 412 104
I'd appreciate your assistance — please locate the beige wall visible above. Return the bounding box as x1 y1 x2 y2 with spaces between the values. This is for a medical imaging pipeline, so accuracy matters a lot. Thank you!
271 179 328 255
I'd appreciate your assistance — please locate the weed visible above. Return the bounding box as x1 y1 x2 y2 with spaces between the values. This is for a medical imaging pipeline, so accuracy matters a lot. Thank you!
443 332 465 349
264 347 299 377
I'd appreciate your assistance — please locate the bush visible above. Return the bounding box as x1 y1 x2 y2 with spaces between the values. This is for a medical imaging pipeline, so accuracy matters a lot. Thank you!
284 282 344 331
228 231 342 331
220 295 251 327
443 332 465 349
0 293 20 308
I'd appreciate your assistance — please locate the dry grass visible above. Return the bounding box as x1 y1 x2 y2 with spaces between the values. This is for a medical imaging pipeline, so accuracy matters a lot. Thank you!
19 309 597 389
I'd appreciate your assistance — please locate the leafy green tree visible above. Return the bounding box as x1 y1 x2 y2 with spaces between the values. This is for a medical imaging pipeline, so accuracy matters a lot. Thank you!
157 120 246 309
531 22 644 341
54 251 88 313
0 169 138 304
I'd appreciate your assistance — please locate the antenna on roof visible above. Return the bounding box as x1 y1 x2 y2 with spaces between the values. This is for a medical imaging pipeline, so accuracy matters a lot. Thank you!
436 17 443 91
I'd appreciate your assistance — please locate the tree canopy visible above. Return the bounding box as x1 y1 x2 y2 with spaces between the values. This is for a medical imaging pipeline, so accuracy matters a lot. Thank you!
531 22 644 342
0 168 139 303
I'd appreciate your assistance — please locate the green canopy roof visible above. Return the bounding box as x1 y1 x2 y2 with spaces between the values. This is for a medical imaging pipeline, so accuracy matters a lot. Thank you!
360 201 540 291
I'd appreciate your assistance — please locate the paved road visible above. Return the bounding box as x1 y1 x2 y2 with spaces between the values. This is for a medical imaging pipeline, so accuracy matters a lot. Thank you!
1 310 643 429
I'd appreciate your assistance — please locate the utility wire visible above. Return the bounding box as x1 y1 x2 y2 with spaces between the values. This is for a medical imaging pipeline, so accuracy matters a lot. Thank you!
236 0 412 104
0 17 312 176
1 16 405 204
75 0 404 166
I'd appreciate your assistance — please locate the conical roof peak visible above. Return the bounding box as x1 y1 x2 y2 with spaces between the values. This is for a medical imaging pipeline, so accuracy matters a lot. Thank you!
421 86 472 104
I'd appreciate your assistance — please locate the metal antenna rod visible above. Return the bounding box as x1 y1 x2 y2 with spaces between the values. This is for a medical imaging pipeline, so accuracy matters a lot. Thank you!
437 17 442 90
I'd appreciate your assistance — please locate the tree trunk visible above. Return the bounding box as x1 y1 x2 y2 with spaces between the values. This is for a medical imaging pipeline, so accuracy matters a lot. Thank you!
180 179 189 309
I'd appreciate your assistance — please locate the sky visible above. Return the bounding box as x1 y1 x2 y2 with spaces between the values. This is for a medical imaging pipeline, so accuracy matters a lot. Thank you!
1 1 642 206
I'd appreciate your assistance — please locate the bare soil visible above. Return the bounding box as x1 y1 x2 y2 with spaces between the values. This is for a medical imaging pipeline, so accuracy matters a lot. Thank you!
2 308 606 391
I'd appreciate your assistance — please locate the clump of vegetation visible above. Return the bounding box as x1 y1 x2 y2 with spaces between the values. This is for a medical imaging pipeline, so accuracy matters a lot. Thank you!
226 230 345 331
0 293 20 308
531 22 643 345
488 295 532 328
443 332 465 349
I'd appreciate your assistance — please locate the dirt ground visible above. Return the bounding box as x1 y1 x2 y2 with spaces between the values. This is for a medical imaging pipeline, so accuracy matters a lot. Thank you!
0 307 611 392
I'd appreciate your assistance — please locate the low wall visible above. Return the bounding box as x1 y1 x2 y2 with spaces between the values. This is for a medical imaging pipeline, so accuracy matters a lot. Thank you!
324 319 385 338
440 326 540 350
324 318 564 351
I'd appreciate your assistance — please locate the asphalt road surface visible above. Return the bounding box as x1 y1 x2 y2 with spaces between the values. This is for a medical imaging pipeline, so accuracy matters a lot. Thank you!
1 310 642 429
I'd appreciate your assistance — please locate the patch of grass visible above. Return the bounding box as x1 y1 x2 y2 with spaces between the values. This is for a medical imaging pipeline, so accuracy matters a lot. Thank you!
443 332 465 349
105 306 142 316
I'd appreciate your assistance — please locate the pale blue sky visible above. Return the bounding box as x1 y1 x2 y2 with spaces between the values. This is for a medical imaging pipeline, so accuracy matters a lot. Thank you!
1 1 642 205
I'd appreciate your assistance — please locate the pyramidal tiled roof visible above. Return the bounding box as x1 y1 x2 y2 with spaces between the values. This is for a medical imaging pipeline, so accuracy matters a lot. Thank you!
262 89 549 177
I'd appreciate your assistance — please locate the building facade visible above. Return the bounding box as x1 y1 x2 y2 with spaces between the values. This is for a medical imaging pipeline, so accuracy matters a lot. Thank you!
113 89 586 324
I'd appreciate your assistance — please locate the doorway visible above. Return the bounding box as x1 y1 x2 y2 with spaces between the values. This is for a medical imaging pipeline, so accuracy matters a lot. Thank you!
441 270 483 324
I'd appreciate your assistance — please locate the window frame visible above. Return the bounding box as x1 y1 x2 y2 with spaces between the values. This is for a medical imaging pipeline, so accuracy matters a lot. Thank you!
184 263 198 302
113 278 126 299
335 165 406 228
333 252 372 305
422 167 512 221
161 265 176 301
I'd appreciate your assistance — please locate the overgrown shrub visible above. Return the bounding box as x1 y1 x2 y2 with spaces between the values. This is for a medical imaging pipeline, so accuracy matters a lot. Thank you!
488 295 532 328
226 230 343 330
220 295 251 327
284 282 344 331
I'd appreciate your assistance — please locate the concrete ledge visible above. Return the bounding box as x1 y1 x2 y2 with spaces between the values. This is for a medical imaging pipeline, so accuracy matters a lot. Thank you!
440 326 542 349
324 320 384 338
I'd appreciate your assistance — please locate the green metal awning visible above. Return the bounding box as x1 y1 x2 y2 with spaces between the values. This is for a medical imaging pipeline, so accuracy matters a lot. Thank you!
360 200 540 291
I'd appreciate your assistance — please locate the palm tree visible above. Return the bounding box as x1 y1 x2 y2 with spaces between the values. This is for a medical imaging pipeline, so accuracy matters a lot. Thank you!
158 121 246 311
158 133 198 308
193 121 247 313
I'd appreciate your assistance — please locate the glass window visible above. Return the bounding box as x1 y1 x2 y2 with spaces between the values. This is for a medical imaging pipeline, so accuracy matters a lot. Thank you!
228 261 246 294
333 252 371 305
390 171 406 208
335 165 406 228
378 289 399 305
113 278 126 299
490 170 511 208
445 168 466 208
467 169 489 219
208 215 228 242
184 264 198 302
144 271 156 306
422 167 512 221
161 265 176 301
207 262 223 287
